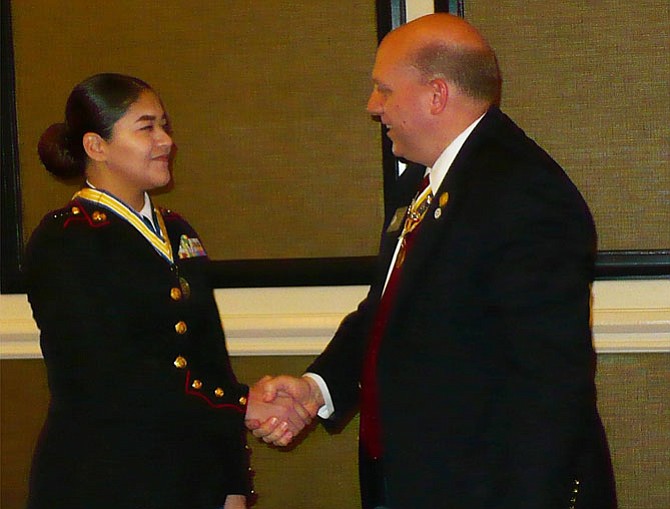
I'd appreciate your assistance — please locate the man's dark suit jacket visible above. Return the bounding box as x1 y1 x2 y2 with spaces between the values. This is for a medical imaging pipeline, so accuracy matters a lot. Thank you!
24 199 251 509
309 106 617 508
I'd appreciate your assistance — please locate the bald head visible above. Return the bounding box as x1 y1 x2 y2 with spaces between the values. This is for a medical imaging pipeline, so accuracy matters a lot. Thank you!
367 14 501 166
382 13 501 105
390 13 489 48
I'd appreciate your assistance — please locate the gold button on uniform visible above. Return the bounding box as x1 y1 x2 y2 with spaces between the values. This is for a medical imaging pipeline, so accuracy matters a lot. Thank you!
170 287 182 301
191 379 203 390
173 356 187 369
214 387 225 398
175 321 188 334
71 206 80 215
238 396 248 406
92 210 106 222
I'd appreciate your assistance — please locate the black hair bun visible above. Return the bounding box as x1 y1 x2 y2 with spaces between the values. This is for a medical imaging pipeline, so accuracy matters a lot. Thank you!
37 122 85 179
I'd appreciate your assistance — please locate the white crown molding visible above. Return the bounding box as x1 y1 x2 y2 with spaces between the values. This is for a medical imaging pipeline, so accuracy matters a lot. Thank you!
1 280 669 359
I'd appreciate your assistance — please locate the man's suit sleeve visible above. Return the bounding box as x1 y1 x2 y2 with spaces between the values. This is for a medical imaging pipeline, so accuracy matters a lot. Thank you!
306 164 426 425
306 290 376 424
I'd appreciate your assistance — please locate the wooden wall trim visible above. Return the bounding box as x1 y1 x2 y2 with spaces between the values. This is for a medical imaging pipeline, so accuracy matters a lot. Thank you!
1 280 668 359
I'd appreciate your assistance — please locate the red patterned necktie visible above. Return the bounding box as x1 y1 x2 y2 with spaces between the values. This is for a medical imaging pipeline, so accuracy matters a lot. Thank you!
360 175 432 459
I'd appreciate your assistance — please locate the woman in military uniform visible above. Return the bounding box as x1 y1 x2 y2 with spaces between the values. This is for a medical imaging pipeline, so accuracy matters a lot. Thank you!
24 73 307 509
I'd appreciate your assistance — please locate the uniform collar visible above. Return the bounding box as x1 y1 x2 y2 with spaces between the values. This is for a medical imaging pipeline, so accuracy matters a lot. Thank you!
85 180 155 228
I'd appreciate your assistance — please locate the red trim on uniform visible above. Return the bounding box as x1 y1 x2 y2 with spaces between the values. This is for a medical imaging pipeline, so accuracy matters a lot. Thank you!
183 370 245 413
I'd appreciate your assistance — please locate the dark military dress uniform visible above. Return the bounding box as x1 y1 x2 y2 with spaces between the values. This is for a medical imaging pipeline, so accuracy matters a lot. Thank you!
24 188 252 509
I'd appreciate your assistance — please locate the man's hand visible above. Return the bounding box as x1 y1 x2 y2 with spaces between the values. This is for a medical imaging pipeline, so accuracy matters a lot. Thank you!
244 376 312 446
245 375 324 446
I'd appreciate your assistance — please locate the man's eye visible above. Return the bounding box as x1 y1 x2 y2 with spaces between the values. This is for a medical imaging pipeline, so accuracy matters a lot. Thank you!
375 85 390 96
140 124 154 131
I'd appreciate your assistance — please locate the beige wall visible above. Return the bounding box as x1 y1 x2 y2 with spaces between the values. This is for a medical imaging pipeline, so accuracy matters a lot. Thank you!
465 0 670 250
11 0 670 259
2 354 669 509
12 0 383 262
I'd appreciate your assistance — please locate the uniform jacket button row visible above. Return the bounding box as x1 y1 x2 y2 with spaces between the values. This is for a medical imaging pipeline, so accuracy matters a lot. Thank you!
569 479 580 508
175 321 188 334
174 356 247 405
192 380 225 398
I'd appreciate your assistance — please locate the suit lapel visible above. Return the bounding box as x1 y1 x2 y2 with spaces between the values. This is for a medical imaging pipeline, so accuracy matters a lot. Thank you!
386 107 503 308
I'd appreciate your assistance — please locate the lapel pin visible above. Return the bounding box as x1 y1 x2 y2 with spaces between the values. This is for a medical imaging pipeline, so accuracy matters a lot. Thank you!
439 192 449 208
434 192 449 219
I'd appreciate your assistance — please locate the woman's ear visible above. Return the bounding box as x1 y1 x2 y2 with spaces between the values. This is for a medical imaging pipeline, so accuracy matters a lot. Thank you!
82 132 106 162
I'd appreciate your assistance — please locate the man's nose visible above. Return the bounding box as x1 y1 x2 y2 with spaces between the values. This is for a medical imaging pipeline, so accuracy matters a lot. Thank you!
366 90 382 115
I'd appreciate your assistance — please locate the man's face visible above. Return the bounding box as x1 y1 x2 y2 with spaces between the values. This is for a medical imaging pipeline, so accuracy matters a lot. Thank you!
366 39 435 166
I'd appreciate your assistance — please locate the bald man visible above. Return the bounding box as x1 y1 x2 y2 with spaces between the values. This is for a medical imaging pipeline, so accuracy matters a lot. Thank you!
248 13 617 509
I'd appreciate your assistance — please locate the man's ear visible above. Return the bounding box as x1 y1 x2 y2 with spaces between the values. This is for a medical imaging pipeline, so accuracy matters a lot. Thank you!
429 78 449 114
82 132 106 162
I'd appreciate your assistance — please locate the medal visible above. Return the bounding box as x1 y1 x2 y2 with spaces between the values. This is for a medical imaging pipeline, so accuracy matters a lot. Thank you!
179 277 191 299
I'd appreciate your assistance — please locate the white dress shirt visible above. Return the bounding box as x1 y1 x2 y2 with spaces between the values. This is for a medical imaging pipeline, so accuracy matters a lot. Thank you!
138 195 157 231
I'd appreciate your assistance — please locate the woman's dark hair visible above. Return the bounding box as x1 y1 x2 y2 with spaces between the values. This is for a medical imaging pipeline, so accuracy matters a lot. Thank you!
37 73 153 179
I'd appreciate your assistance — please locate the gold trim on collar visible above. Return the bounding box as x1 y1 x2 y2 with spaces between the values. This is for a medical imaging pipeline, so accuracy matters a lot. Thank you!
73 188 173 264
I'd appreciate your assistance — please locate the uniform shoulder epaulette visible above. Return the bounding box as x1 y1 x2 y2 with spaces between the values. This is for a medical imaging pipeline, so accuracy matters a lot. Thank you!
53 199 111 229
46 203 77 222
158 207 194 232
158 207 184 221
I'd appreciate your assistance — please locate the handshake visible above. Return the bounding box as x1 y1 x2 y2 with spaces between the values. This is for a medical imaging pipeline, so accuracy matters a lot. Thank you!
244 375 326 446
